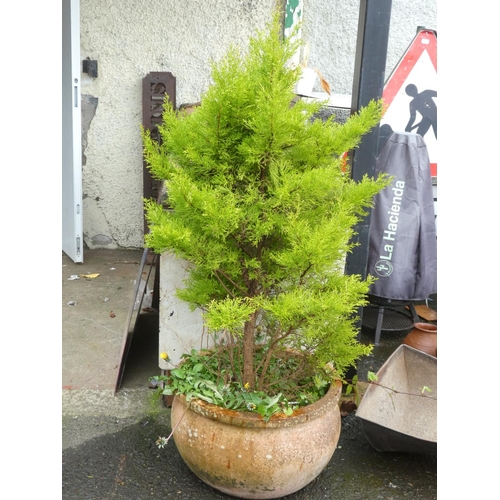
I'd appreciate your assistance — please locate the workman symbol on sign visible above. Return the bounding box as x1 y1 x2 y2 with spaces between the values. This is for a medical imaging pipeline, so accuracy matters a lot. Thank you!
404 84 437 139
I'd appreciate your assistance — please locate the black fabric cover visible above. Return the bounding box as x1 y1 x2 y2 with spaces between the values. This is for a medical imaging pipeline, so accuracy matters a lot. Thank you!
367 132 437 301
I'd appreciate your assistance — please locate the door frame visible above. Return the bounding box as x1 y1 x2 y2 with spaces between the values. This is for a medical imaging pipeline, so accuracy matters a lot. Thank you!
62 0 83 263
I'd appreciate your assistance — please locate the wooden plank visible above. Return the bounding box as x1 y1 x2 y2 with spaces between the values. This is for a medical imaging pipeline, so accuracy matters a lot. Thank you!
407 304 437 322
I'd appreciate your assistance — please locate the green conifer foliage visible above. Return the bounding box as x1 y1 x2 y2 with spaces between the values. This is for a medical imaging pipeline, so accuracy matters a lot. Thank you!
143 13 390 393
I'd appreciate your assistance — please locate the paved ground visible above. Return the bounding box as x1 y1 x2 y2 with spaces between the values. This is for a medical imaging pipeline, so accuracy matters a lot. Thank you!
62 248 149 391
62 249 437 500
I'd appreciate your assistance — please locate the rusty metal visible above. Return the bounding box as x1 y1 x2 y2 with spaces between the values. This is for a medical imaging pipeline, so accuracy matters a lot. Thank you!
142 71 176 233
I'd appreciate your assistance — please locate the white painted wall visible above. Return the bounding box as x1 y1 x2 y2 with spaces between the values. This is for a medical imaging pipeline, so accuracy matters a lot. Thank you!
79 0 436 250
158 252 208 370
79 0 278 249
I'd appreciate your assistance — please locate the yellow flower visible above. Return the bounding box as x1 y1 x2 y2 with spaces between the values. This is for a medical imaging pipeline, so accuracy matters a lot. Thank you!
244 382 250 390
160 352 169 360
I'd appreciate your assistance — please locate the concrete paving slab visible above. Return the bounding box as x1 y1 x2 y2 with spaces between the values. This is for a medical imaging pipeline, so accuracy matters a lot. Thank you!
62 248 147 391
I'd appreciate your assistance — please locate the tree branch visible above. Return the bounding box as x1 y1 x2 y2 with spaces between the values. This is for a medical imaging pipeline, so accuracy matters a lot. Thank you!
214 268 248 297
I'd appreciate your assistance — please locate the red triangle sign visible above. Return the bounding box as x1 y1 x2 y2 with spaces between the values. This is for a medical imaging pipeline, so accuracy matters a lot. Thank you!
380 30 437 177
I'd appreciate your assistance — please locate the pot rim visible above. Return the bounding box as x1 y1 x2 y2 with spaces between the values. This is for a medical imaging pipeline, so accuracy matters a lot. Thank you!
413 322 437 332
174 379 342 429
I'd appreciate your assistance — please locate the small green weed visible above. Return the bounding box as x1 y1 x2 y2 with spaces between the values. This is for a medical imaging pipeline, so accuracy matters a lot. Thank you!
150 348 332 422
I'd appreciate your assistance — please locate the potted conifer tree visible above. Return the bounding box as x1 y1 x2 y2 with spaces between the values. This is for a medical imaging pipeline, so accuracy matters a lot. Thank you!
143 12 389 500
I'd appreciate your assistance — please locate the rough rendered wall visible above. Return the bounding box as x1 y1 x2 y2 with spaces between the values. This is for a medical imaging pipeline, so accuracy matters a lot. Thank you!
80 0 436 249
301 0 437 95
80 0 279 249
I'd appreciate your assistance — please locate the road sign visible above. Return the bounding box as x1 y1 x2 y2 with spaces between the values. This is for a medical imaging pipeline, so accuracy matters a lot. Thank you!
380 30 437 177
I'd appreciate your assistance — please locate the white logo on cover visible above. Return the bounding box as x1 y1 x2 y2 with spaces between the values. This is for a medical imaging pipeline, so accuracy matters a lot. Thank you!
374 260 393 277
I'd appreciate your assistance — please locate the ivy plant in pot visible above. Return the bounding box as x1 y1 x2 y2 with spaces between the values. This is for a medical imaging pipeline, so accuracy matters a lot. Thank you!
143 13 389 500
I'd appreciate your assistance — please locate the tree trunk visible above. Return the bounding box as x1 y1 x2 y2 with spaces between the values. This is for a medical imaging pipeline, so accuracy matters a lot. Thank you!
242 312 257 388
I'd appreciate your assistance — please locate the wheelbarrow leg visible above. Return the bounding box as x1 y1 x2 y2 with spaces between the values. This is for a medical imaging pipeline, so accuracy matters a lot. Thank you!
374 306 384 345
408 303 419 324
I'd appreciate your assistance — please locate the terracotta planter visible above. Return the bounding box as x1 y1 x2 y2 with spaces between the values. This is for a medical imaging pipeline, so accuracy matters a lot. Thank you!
403 322 437 357
171 380 342 499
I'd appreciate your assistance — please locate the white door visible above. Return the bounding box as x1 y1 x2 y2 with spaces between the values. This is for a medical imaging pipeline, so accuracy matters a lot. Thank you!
62 0 83 263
